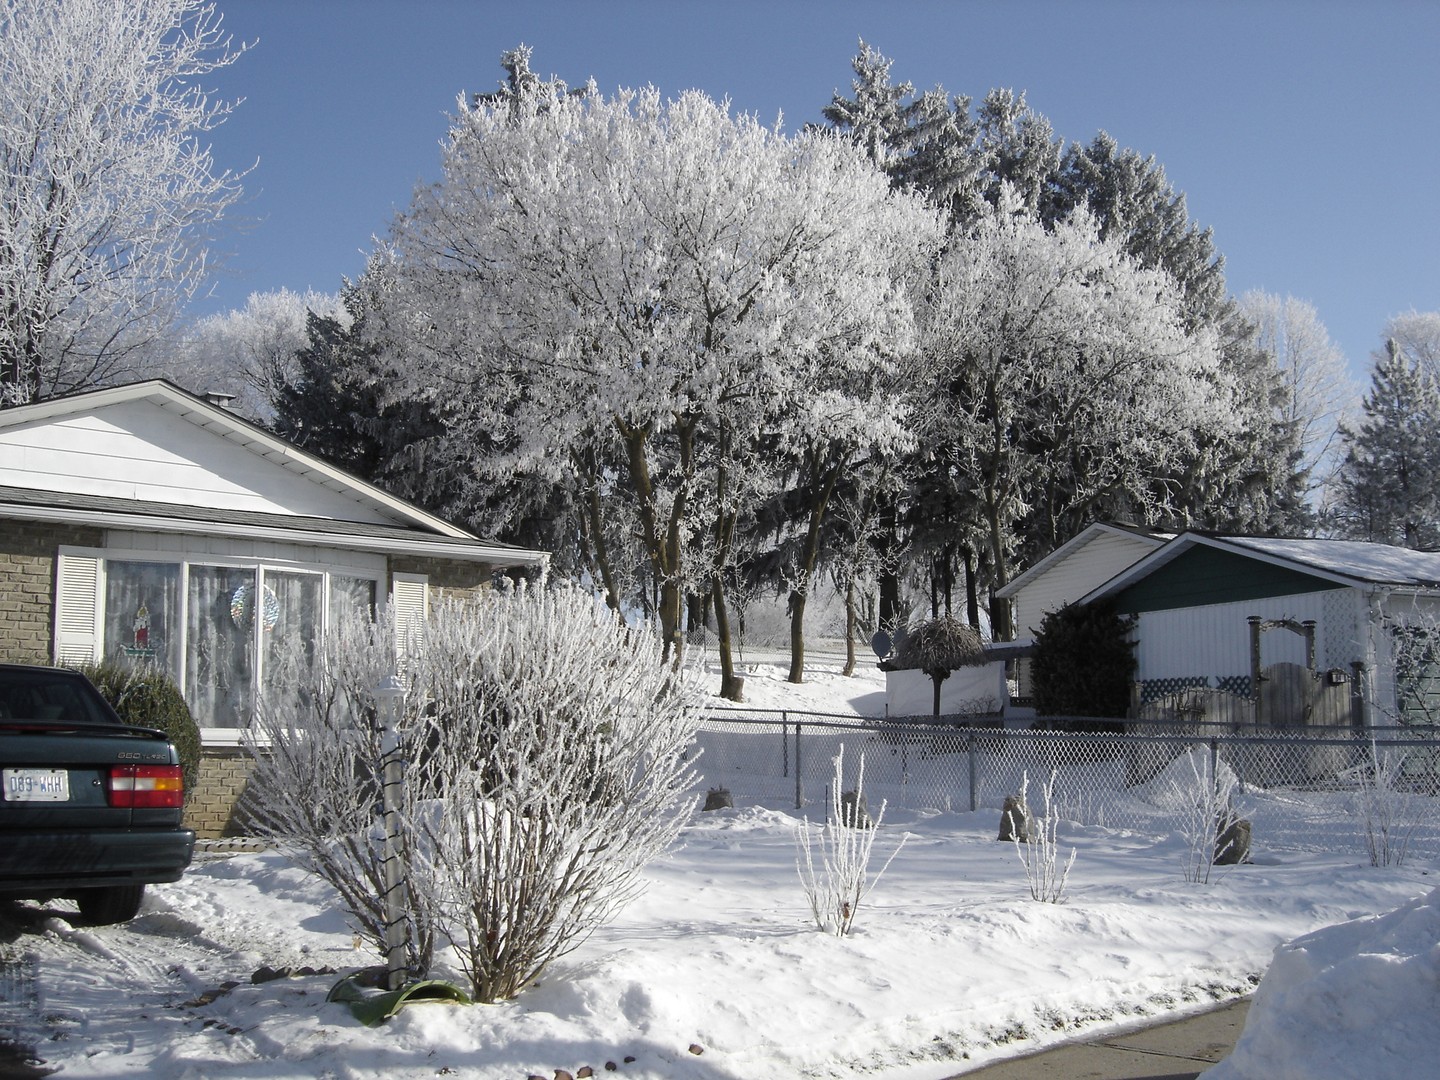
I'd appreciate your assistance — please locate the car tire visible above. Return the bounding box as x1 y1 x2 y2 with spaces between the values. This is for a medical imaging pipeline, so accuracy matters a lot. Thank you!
74 884 145 925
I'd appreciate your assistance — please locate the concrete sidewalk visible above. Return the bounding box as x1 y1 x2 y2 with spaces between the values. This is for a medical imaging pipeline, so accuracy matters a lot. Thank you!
949 997 1250 1079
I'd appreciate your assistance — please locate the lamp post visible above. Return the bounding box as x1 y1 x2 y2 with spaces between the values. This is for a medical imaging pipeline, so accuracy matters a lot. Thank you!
373 674 408 992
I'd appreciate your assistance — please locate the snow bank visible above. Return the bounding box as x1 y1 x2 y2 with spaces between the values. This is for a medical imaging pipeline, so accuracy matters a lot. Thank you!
1204 887 1440 1080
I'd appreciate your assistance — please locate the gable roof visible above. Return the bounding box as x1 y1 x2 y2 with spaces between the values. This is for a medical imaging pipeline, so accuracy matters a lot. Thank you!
0 380 547 568
0 379 472 535
1081 532 1440 606
995 522 1171 600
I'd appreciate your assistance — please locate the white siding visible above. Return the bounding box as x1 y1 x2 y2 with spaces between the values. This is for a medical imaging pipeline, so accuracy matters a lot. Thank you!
0 401 392 523
1133 590 1363 683
885 664 1007 717
1013 531 1162 641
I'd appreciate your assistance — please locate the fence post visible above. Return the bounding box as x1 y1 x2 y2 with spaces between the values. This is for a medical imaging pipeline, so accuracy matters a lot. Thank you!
782 711 789 778
968 732 979 812
1210 737 1221 802
794 722 803 809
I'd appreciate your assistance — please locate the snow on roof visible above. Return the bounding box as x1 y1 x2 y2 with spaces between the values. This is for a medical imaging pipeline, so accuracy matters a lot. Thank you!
1223 535 1440 588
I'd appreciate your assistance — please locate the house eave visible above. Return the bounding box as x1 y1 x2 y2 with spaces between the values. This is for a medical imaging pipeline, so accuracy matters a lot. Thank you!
995 522 1170 600
0 501 549 568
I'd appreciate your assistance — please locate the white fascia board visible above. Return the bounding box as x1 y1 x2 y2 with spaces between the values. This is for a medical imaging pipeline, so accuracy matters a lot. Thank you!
0 502 549 568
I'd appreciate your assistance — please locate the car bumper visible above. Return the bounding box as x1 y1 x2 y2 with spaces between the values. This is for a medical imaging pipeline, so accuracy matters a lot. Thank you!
0 828 196 897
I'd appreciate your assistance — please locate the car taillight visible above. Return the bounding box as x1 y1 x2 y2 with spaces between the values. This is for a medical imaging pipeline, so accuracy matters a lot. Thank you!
108 765 184 808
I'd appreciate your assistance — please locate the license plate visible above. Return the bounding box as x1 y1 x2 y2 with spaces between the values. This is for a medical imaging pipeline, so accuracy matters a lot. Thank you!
3 768 71 802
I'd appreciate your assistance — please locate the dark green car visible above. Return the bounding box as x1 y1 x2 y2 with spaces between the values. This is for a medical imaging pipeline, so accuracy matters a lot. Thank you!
0 664 195 924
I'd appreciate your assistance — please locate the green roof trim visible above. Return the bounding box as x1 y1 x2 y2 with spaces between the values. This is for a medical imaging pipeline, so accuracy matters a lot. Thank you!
1113 544 1345 613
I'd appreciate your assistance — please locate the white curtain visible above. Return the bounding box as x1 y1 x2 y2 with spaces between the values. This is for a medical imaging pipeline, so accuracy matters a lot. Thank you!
186 566 257 729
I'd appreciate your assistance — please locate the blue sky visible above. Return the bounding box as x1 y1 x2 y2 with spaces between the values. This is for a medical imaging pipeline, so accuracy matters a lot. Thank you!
197 0 1439 379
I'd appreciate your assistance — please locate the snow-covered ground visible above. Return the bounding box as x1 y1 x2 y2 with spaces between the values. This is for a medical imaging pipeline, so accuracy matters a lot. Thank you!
1 655 1435 1078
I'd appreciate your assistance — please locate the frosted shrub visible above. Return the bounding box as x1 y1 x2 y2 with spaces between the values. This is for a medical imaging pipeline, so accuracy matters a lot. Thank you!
795 748 905 936
1009 770 1076 904
245 605 442 976
248 587 704 1003
1354 740 1423 868
1165 746 1243 884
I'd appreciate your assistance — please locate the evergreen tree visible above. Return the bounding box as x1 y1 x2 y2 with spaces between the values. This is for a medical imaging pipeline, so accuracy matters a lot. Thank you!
821 39 981 217
1335 340 1440 548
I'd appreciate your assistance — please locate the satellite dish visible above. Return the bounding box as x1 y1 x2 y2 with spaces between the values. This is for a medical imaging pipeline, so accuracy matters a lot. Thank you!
871 630 892 659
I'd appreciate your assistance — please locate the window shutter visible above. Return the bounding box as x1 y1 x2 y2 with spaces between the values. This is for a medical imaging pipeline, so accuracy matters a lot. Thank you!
54 552 102 665
391 574 428 666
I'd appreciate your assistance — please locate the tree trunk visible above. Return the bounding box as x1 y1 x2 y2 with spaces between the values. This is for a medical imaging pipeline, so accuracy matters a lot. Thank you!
842 575 858 678
963 543 981 630
576 451 622 613
788 589 808 684
787 450 847 684
878 496 901 635
712 572 744 700
617 416 693 661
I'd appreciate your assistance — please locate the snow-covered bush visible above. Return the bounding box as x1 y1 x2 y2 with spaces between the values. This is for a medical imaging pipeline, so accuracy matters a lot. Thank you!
1008 771 1077 904
1161 746 1245 884
1352 740 1424 868
245 605 443 976
247 587 704 1002
795 747 905 936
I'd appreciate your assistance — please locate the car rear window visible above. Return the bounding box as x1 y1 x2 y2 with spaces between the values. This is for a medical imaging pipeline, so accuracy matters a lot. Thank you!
0 671 118 727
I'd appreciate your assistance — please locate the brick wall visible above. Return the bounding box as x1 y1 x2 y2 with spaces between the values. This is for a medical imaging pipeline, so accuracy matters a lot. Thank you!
187 748 264 839
389 554 496 604
0 519 104 664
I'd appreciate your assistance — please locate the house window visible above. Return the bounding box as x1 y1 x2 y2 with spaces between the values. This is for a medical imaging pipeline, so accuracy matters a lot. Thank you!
60 550 395 736
103 561 182 683
184 565 257 729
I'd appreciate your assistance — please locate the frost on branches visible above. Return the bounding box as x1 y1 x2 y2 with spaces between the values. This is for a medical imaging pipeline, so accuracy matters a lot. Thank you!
246 587 704 1003
918 187 1236 631
372 64 942 690
0 0 246 405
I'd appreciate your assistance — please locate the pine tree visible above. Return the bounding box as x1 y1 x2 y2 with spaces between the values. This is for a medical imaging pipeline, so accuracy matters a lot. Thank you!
822 40 982 219
1335 340 1440 548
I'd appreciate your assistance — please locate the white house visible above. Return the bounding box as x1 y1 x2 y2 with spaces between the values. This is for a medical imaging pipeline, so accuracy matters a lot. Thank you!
0 380 549 834
995 522 1171 700
1080 532 1440 727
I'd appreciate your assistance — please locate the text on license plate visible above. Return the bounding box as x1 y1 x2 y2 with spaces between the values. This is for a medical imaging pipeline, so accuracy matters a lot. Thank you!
3 768 71 802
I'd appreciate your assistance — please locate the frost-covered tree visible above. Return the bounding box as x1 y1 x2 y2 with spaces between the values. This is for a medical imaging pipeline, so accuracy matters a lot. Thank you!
821 39 981 216
375 61 941 692
920 189 1236 635
818 46 1301 623
0 0 246 405
975 88 1062 215
164 289 344 422
248 588 704 1004
1335 339 1440 548
1382 310 1440 380
1238 290 1356 503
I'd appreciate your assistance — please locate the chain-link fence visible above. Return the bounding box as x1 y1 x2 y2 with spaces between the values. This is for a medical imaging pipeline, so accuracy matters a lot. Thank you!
693 709 1440 863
